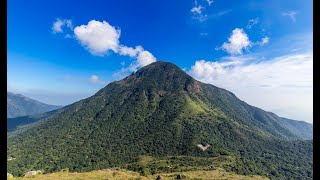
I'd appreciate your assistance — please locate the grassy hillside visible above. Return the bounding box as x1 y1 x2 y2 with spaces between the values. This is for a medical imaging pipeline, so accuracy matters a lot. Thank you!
8 168 268 180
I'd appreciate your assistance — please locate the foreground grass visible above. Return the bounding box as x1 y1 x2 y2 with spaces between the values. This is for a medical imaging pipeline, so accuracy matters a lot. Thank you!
8 168 268 180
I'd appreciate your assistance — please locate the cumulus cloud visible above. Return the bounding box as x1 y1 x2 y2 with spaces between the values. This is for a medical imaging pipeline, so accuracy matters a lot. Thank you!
88 75 107 85
219 28 269 54
117 45 156 73
69 20 157 71
189 53 313 123
246 18 259 29
74 20 121 55
115 48 156 77
221 28 252 55
52 18 73 33
282 11 297 22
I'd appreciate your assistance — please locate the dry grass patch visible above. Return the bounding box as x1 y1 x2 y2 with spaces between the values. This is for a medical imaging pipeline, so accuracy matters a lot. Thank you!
8 168 269 180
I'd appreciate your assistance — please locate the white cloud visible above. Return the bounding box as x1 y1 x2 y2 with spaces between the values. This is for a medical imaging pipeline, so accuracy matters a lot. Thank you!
206 0 214 6
74 20 121 56
258 36 269 45
117 45 156 73
190 1 208 22
116 49 157 76
88 75 107 85
246 18 259 29
137 50 156 66
282 11 297 22
191 5 204 15
89 75 99 83
52 19 64 33
118 45 143 57
52 18 73 33
200 32 208 36
211 9 232 17
70 20 156 71
189 52 313 123
221 28 252 55
192 14 208 22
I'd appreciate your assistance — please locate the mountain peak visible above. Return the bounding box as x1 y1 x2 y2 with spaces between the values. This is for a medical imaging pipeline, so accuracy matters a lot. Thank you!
118 61 200 95
137 61 186 75
126 61 192 82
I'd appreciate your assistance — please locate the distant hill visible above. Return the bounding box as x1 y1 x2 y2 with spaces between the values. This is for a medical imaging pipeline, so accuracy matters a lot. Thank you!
7 92 62 118
7 61 312 179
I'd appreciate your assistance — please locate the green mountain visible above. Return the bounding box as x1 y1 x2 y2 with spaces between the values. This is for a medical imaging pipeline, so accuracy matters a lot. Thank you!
7 92 62 118
7 61 312 179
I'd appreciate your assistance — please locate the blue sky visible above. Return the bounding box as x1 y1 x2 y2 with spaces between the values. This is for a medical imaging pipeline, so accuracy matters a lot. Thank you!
8 0 313 123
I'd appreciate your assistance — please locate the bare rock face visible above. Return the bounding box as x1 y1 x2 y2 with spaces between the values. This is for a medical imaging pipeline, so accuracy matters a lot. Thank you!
7 173 13 178
197 144 211 151
24 170 42 177
7 157 16 161
176 174 187 179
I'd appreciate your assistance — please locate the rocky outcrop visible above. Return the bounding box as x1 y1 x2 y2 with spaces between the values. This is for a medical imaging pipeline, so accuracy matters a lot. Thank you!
197 144 211 151
7 173 13 178
7 157 16 161
24 170 42 177
176 174 187 179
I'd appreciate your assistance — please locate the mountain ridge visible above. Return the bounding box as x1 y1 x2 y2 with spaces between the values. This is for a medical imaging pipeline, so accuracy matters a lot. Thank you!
7 92 62 118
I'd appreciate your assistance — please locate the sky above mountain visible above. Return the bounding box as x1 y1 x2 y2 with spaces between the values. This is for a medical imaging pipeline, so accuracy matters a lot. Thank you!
7 0 312 123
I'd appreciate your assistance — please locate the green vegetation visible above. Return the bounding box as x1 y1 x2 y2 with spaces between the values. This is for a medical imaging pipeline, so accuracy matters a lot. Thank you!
7 61 312 179
124 155 236 175
8 168 268 180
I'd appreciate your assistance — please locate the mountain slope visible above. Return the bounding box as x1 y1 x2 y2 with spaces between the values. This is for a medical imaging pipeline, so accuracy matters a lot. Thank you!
7 92 62 118
7 61 312 179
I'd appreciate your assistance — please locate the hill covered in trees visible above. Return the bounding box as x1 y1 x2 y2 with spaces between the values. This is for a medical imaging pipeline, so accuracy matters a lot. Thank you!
7 61 312 179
